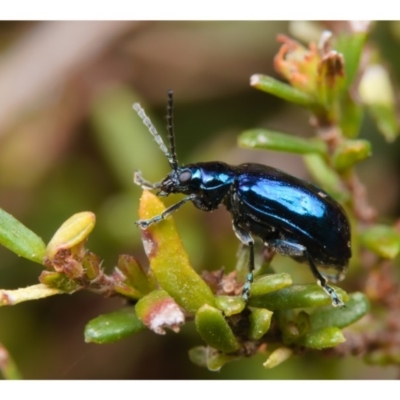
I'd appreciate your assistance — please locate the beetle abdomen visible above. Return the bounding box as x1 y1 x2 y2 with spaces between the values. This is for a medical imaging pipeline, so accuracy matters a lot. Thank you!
234 163 351 262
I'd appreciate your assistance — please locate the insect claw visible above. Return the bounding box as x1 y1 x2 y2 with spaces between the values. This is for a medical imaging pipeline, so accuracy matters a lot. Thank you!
331 294 345 308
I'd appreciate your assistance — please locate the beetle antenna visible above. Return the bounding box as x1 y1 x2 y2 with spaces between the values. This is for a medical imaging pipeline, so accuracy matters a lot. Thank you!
132 102 176 169
167 90 179 171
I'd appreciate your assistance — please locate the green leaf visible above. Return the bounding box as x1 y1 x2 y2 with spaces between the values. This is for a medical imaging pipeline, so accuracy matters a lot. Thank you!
0 207 46 265
46 212 96 259
299 326 345 349
263 347 292 369
303 154 350 202
215 296 245 316
249 308 273 340
115 254 157 297
332 139 372 172
138 191 216 313
248 284 348 310
195 304 240 353
250 74 318 108
239 129 328 156
310 292 370 330
84 307 145 344
0 284 62 307
361 224 400 259
250 273 293 297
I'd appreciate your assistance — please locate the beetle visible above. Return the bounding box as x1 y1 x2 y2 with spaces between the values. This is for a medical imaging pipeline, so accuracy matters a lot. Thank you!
133 90 351 307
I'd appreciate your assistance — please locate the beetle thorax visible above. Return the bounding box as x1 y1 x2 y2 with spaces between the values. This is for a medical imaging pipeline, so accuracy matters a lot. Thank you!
160 162 236 210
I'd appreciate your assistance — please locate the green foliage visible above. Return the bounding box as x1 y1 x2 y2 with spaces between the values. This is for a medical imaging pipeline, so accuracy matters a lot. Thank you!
310 292 370 330
46 212 96 260
249 272 292 296
195 304 240 353
84 307 145 344
137 191 216 313
249 284 348 310
250 74 318 109
248 308 273 340
239 129 328 156
0 207 46 265
332 140 372 172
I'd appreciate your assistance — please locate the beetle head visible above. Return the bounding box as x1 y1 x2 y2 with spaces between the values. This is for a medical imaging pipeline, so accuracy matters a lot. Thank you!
158 166 201 196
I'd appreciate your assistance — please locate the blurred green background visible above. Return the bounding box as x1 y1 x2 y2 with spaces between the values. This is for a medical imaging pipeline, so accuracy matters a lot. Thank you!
0 21 399 379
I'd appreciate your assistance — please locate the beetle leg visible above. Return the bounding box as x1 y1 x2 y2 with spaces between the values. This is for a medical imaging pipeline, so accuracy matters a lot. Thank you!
266 239 345 308
306 253 345 308
134 170 162 190
136 194 196 229
232 222 254 302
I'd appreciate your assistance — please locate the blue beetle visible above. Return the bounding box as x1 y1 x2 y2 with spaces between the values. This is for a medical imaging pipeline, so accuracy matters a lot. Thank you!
133 91 351 307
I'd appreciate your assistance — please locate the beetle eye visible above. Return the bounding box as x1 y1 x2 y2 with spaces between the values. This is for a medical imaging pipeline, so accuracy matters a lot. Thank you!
178 170 192 184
